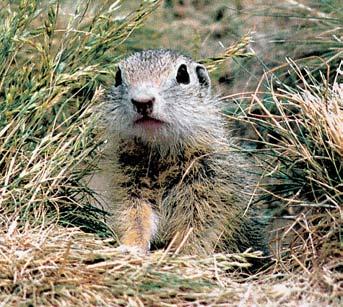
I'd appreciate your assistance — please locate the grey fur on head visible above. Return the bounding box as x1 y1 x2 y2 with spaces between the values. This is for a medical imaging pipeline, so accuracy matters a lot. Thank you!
105 49 225 151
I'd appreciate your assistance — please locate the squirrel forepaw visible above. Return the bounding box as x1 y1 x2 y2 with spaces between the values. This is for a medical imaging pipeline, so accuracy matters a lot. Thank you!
117 244 148 256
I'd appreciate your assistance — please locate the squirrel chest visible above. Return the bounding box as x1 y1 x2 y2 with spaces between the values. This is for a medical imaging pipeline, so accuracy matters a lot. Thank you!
115 139 216 207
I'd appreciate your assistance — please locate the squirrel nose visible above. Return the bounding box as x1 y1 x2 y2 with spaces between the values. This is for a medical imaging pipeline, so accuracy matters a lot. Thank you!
131 97 155 116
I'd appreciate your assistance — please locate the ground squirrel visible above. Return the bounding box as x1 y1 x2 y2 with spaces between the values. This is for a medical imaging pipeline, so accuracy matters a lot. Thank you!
101 49 268 256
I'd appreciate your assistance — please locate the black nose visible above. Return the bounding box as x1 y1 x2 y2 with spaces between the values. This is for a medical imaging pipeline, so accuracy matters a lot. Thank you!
131 97 155 116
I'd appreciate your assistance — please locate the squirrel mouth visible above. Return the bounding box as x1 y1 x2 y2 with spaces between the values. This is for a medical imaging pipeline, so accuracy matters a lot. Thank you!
134 116 165 129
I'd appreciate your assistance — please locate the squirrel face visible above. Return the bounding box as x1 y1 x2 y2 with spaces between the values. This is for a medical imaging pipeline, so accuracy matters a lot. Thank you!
107 49 222 147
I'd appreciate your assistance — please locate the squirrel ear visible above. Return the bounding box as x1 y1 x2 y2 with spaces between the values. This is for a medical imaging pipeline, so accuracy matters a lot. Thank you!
195 65 211 90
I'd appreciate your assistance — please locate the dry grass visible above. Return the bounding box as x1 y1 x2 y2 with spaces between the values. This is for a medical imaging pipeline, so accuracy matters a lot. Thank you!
226 60 343 300
0 220 340 306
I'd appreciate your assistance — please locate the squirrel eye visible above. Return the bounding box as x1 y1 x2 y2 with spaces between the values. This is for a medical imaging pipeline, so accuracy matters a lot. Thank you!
176 64 190 85
115 68 122 87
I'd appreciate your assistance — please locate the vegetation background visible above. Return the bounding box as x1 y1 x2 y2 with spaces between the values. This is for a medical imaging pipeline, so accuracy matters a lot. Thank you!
0 0 341 305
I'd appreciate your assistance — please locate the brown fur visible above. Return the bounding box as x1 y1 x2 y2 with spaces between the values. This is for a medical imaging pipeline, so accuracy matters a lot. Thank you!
120 200 155 251
99 49 269 256
103 137 267 255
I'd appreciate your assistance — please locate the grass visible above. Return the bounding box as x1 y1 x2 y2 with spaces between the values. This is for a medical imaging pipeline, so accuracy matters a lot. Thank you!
0 223 258 305
234 61 342 270
0 223 340 306
0 0 342 306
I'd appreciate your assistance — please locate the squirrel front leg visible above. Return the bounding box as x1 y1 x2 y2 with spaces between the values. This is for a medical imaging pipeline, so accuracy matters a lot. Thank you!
118 199 158 255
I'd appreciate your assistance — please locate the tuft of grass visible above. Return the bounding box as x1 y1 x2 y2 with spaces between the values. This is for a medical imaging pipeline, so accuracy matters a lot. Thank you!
199 32 255 72
237 60 342 274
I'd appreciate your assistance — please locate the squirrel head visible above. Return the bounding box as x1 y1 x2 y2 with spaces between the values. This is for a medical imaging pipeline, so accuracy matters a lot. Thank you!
106 49 223 149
